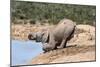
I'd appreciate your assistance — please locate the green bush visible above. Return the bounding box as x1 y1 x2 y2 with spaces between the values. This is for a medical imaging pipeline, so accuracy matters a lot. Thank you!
11 0 96 25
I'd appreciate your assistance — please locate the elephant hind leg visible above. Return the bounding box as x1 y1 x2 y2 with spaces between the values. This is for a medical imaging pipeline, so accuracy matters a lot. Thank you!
57 35 68 49
57 28 75 49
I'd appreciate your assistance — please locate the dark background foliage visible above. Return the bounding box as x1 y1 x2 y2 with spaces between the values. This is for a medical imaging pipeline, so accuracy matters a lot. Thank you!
11 0 96 25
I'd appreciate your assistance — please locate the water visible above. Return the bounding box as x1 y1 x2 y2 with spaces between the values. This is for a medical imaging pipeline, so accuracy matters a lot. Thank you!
11 40 43 66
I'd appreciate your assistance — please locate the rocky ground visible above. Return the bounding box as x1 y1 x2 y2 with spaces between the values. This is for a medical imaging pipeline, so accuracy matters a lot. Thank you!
12 24 96 64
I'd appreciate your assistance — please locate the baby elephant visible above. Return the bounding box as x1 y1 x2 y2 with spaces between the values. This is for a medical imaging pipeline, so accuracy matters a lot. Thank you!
28 19 76 52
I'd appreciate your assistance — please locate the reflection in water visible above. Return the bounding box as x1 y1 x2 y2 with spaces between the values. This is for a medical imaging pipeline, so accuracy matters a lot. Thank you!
11 40 43 66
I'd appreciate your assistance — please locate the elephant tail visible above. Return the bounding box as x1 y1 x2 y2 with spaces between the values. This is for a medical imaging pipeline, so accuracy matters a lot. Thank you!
73 22 77 32
74 22 76 27
67 25 76 40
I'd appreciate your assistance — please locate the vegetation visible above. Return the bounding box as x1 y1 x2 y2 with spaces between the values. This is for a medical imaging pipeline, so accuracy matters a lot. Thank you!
11 0 96 25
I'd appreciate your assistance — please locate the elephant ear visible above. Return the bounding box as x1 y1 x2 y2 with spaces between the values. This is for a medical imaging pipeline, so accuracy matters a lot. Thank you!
42 31 49 43
36 31 43 42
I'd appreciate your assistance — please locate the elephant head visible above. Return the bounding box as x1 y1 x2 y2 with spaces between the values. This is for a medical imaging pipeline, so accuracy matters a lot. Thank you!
28 31 49 43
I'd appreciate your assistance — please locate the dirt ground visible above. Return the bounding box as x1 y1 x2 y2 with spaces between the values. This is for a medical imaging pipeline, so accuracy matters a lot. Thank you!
12 24 96 64
30 45 95 64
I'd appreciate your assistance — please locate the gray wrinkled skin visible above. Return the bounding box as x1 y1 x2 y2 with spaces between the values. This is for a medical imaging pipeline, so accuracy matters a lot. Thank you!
28 19 76 52
28 31 48 42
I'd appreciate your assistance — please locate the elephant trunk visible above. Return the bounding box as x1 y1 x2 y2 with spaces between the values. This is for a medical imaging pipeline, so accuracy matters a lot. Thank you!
28 33 36 40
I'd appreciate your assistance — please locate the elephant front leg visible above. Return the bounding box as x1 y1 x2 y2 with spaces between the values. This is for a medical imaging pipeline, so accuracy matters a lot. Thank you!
43 43 50 52
47 32 56 50
43 33 56 52
43 43 56 52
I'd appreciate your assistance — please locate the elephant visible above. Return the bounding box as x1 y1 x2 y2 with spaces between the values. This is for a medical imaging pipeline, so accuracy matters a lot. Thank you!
28 19 76 52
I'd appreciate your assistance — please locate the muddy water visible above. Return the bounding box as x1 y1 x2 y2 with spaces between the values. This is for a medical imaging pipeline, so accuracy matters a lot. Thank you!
11 40 43 66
